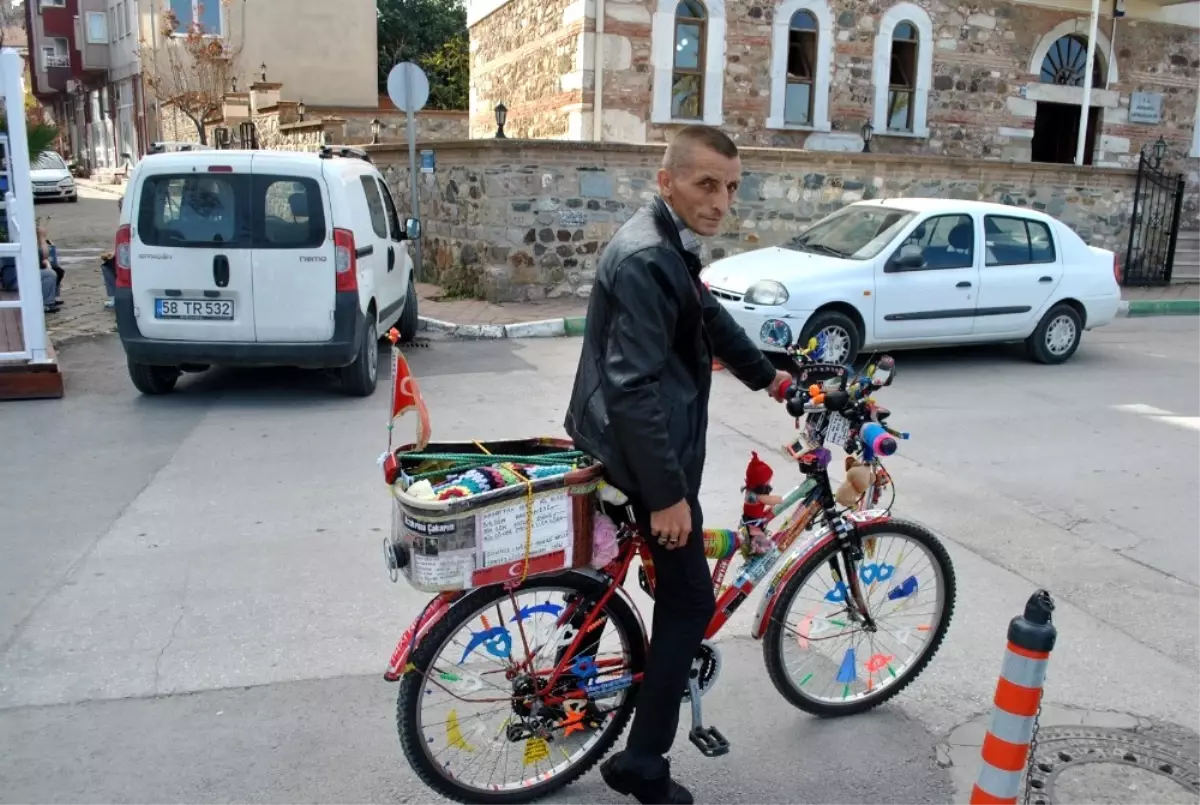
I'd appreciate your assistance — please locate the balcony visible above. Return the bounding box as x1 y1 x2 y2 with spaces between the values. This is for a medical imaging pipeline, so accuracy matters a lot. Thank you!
41 53 70 69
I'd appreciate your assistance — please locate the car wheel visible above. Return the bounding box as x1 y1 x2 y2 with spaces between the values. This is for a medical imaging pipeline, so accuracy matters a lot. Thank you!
341 313 379 397
398 276 419 343
128 360 179 395
67 195 78 203
799 310 860 366
1026 304 1082 365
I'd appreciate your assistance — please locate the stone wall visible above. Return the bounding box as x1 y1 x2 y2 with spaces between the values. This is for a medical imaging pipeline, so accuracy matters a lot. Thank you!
371 139 1137 301
469 0 591 139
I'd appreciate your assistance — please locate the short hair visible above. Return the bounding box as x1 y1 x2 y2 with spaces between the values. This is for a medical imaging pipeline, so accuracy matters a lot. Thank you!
662 125 739 170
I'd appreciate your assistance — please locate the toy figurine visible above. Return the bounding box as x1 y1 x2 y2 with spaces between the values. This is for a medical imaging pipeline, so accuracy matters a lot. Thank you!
742 452 783 554
836 456 877 508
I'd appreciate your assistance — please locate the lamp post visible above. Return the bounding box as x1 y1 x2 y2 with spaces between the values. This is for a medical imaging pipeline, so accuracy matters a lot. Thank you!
1151 135 1167 169
371 117 382 145
861 121 874 153
297 100 306 122
494 103 508 139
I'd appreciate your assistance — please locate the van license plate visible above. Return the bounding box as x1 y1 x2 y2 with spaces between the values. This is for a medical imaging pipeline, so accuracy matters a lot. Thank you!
155 298 234 320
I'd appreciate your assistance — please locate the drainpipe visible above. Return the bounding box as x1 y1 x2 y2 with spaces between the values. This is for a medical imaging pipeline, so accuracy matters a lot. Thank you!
1106 16 1117 90
592 0 604 142
1074 0 1100 166
148 0 162 142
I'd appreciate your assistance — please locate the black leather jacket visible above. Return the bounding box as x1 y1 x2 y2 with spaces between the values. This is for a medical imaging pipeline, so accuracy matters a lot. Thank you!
564 197 777 512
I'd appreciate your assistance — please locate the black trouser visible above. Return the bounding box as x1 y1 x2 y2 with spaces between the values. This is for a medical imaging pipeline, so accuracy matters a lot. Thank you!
588 495 715 778
49 263 63 297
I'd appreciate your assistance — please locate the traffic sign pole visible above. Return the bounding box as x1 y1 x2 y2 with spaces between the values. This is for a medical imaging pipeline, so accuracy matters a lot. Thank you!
386 62 431 284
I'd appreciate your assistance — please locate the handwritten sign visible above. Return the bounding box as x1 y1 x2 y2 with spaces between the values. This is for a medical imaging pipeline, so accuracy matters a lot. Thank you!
410 550 474 590
479 492 573 566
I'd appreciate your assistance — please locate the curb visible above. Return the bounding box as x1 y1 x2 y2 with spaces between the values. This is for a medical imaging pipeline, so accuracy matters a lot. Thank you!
77 179 126 198
418 314 586 340
1125 299 1200 317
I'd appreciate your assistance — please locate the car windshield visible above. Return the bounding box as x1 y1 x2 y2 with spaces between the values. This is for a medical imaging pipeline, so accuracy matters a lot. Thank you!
784 206 917 260
33 153 67 171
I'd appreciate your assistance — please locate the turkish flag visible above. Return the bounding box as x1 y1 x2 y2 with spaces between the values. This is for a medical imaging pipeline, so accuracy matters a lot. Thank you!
391 349 431 451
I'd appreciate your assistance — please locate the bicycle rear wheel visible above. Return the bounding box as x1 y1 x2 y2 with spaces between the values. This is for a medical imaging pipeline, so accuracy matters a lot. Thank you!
763 518 956 717
397 572 646 804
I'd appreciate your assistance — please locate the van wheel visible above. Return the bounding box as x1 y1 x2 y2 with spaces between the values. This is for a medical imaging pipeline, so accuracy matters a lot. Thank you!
1026 304 1082 365
398 276 419 343
128 361 179 395
341 314 379 397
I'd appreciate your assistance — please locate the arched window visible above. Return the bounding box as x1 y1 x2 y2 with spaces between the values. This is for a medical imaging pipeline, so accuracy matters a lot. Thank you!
768 0 832 131
887 21 919 132
785 11 817 125
871 2 932 138
1039 34 1105 87
672 0 707 120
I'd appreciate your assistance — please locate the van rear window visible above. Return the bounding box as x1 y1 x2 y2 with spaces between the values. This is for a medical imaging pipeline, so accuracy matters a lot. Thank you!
136 173 326 249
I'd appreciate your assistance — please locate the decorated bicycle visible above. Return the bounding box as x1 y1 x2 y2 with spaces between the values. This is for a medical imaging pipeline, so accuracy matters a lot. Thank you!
378 331 956 804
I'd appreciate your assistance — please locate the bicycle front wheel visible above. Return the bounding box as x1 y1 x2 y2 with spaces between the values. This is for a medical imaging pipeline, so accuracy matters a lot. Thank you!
763 518 956 717
397 573 646 804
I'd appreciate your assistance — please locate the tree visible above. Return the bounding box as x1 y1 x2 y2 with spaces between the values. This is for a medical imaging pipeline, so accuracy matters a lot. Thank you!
140 2 240 145
0 115 59 163
377 0 468 110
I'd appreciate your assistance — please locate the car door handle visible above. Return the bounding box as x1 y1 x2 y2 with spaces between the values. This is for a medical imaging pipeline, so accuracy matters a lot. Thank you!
387 245 396 272
956 281 972 288
1038 276 1053 283
212 255 229 288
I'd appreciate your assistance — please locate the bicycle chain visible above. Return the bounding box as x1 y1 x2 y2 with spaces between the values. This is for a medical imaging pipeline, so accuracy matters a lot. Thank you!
1023 700 1043 804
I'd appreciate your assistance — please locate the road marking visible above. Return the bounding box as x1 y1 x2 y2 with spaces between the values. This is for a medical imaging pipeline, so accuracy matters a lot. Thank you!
1112 403 1174 416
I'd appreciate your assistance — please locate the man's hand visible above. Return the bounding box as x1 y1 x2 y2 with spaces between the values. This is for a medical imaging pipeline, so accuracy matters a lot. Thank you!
767 370 792 402
650 499 692 550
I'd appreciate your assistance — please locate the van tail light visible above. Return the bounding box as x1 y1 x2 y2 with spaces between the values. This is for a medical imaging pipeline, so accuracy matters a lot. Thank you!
114 224 132 288
1113 253 1122 285
333 228 358 292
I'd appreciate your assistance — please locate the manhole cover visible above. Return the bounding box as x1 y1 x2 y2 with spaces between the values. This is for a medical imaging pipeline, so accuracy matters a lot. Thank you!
1025 726 1200 805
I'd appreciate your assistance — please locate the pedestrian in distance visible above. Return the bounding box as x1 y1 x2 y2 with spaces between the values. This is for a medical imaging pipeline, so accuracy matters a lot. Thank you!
564 124 792 804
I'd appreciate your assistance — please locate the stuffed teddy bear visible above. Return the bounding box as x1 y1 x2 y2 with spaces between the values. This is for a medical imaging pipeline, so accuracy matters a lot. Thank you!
742 452 784 554
836 456 877 508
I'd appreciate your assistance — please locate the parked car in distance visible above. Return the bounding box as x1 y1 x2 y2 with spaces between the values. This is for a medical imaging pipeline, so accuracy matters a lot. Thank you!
30 151 78 203
114 146 421 396
701 198 1122 366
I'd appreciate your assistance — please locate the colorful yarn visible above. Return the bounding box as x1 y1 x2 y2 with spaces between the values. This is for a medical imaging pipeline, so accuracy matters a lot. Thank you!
703 529 740 560
427 462 577 501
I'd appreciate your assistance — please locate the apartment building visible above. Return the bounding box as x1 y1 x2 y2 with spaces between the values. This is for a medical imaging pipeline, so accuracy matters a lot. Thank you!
25 0 377 172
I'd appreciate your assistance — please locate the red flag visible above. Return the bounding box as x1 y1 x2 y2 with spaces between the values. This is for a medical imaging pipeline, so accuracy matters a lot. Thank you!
389 337 431 452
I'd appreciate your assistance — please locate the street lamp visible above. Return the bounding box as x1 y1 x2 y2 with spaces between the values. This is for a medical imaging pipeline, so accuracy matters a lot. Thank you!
861 121 874 153
494 103 508 139
1152 136 1167 168
297 100 306 122
371 118 382 144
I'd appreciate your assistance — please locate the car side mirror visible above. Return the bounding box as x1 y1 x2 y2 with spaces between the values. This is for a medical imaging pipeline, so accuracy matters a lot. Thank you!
404 218 421 241
889 244 924 271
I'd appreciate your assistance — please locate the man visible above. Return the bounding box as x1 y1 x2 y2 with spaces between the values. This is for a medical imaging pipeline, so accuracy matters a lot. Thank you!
564 125 790 804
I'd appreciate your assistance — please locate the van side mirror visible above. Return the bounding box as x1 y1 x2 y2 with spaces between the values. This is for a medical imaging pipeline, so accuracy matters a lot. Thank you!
404 218 421 241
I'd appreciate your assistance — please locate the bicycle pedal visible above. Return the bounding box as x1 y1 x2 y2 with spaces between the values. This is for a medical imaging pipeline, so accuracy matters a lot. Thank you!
689 726 731 758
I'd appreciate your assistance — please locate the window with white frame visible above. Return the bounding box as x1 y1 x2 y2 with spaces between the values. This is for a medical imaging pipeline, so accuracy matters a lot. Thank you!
651 0 726 125
85 11 109 44
169 0 222 35
39 0 66 8
871 2 932 138
41 37 70 69
768 0 832 130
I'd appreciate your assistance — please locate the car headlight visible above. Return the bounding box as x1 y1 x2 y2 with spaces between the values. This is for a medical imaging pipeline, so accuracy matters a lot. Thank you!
745 280 789 306
58 177 75 187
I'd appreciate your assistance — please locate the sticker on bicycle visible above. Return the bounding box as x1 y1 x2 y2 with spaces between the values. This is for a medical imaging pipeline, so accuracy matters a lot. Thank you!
579 674 634 699
824 411 851 447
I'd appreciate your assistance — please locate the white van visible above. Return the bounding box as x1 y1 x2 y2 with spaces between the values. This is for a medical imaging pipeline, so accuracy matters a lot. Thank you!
113 146 420 396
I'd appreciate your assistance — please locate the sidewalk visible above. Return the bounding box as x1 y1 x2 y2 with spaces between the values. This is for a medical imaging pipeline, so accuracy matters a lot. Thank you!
76 177 126 198
420 282 1199 335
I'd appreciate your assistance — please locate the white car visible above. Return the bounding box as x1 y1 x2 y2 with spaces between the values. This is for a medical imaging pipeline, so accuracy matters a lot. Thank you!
30 151 77 202
114 146 421 396
702 199 1122 365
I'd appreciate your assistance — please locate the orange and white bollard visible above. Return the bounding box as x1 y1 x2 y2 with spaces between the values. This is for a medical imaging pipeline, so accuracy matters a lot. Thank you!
969 590 1057 805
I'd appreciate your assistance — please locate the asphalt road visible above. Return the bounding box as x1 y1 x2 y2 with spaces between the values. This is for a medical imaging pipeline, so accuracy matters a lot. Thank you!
0 317 1196 803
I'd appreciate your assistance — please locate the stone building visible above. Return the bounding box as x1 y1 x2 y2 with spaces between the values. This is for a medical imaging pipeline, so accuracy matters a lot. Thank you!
466 0 1200 175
